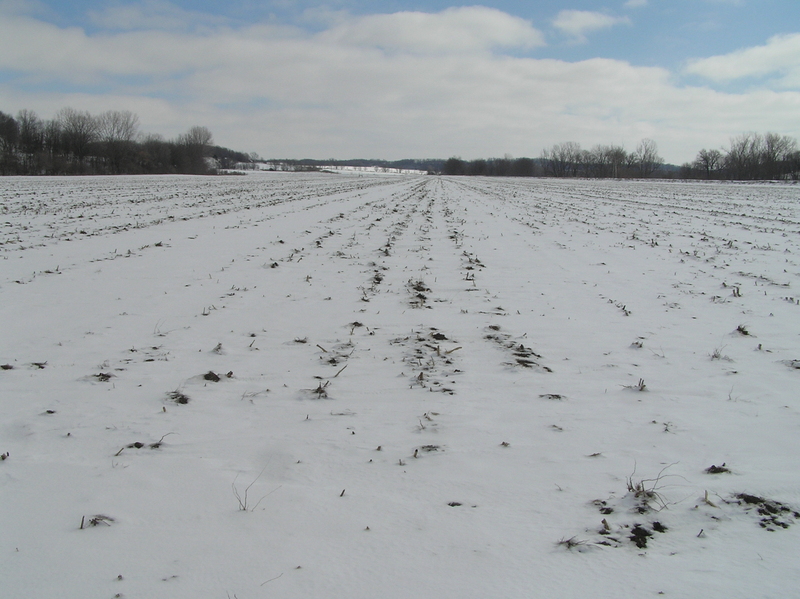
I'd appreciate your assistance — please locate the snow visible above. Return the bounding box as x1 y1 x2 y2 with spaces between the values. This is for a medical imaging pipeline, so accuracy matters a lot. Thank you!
1 172 799 598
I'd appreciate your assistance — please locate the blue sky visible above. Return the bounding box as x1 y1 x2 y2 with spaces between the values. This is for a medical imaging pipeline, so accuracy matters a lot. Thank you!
1 0 799 162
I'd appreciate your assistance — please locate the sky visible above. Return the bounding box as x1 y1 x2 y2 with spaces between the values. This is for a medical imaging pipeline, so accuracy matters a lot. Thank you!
1 0 799 164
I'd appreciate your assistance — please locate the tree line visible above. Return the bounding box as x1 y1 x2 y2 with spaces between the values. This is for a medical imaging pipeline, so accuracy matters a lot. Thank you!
446 134 799 181
2 106 798 181
442 139 662 178
538 138 664 178
0 107 253 176
680 133 799 181
442 156 537 177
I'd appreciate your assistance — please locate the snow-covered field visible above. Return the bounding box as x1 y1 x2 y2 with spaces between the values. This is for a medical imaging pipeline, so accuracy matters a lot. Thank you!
2 172 799 598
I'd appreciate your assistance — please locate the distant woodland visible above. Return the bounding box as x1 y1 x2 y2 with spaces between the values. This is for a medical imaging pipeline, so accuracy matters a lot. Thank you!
446 135 799 180
1 107 798 180
0 107 253 175
533 134 799 181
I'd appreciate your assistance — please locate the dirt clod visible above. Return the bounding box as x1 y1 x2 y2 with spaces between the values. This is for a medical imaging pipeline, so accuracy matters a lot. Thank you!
630 524 652 548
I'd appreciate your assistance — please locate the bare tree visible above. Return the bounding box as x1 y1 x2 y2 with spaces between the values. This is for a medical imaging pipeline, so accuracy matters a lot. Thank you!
607 145 628 178
177 126 215 174
0 111 18 153
761 132 797 180
788 150 800 181
0 111 19 175
586 144 628 178
693 148 723 179
180 125 214 148
97 110 140 173
542 142 581 177
585 145 608 177
42 119 63 162
56 107 98 169
632 138 663 177
97 110 139 144
16 110 45 173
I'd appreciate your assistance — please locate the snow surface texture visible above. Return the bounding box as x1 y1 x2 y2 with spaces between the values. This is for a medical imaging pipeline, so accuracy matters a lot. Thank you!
1 173 799 598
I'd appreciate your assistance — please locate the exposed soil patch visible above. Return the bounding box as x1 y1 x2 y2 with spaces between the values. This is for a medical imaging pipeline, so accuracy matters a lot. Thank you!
705 463 731 474
167 391 190 404
730 493 799 531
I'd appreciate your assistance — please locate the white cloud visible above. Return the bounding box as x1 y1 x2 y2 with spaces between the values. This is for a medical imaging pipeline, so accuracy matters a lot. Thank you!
685 33 800 88
0 12 223 81
552 10 631 43
0 6 798 163
319 6 546 54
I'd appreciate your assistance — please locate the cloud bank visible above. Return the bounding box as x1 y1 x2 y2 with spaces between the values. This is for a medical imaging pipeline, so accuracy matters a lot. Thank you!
0 2 798 164
685 33 800 89
319 7 546 54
